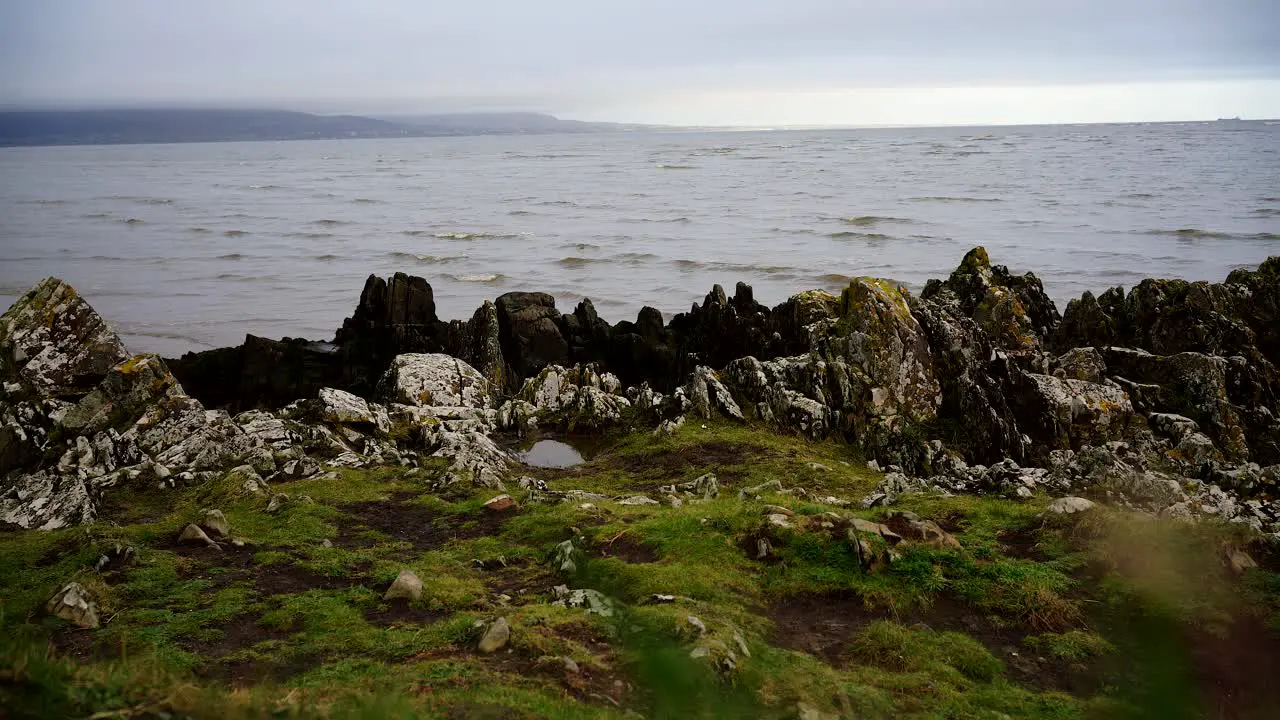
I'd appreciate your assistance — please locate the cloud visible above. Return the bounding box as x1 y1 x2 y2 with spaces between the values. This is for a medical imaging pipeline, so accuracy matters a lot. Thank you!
1 0 1276 123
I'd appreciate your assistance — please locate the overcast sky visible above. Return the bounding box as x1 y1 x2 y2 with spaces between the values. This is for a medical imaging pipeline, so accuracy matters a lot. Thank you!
1 0 1277 125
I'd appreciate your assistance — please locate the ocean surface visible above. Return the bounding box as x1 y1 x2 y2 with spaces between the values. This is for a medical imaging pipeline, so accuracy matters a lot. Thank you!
2 122 1278 356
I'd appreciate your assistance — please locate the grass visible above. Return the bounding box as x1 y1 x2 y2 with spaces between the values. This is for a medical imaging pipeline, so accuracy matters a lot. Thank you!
2 419 1278 718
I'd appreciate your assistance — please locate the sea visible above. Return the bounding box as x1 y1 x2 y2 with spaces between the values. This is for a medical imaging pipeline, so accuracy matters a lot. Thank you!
2 121 1278 356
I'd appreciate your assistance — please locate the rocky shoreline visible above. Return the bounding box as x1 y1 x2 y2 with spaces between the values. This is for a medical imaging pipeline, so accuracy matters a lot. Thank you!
2 246 1278 537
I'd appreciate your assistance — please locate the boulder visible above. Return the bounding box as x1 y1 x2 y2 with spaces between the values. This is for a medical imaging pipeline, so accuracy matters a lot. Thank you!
1046 496 1096 515
46 582 100 629
483 494 516 512
58 354 184 435
478 617 511 653
384 569 424 601
495 292 569 386
203 509 231 538
0 277 131 397
921 246 1060 353
1012 373 1138 455
499 363 630 431
316 387 379 425
378 353 493 409
178 523 220 549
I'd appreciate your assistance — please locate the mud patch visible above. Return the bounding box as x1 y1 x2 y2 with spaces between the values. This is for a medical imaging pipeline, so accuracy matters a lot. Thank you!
483 558 558 598
597 533 659 564
612 440 768 487
337 493 510 553
767 590 1080 691
198 652 323 689
364 600 449 626
1188 614 1280 720
184 614 291 659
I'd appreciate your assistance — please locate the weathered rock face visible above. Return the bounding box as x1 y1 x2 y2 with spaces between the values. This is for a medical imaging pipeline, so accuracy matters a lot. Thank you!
498 364 630 431
1010 373 1138 458
0 278 131 398
495 292 570 386
378 353 494 409
922 246 1061 354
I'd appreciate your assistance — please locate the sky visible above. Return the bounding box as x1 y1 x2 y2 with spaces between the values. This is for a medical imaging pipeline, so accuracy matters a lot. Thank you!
1 0 1277 126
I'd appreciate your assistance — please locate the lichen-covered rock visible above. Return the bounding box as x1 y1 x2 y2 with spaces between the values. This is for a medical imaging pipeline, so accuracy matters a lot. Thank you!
680 366 743 421
58 354 185 435
478 616 511 653
378 353 493 409
315 387 379 425
921 246 1060 353
1053 347 1107 384
46 582 100 629
499 363 630 431
0 277 131 398
1046 496 1096 515
1012 373 1138 455
0 470 94 529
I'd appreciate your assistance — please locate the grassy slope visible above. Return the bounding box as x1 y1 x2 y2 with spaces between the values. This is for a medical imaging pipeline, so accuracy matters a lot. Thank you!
2 421 1278 719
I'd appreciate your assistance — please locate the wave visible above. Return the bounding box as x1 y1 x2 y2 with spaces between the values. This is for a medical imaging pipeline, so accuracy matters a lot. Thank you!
618 252 659 262
655 164 697 170
445 273 505 284
187 227 212 234
350 197 382 204
121 217 146 225
386 251 463 265
557 256 609 267
672 259 798 275
217 253 246 260
1123 193 1157 199
223 229 250 237
816 273 856 284
21 199 70 205
828 231 894 241
82 213 112 219
508 210 536 216
619 216 692 224
536 200 578 207
312 219 352 226
839 215 915 226
246 184 286 190
909 196 1004 203
313 254 341 261
1145 229 1280 241
560 242 601 251
284 232 336 239
1251 208 1280 217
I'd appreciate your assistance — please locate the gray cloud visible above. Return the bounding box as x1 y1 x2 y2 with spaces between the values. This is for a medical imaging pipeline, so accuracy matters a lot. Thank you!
1 0 1275 117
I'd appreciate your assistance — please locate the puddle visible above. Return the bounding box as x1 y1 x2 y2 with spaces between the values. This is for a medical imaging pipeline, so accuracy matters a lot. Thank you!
520 439 584 468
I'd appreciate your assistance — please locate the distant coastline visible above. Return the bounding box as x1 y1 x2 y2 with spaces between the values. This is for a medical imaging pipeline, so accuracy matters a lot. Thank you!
0 109 1273 148
0 109 665 148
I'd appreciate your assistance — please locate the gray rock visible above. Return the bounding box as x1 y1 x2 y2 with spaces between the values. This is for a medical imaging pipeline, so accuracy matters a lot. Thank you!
478 617 511 653
378 353 493 409
46 581 100 629
616 495 659 506
552 586 615 616
317 387 379 425
384 569 424 601
203 509 231 538
178 523 220 549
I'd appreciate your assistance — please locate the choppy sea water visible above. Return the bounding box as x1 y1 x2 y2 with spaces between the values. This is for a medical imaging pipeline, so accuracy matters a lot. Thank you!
1 122 1278 356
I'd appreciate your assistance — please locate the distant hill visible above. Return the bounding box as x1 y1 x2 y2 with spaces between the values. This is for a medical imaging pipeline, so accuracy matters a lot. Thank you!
0 109 659 147
373 112 654 135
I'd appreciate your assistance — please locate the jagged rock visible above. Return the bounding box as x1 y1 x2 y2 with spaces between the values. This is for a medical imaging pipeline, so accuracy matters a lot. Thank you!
46 582 100 629
1046 496 1096 515
922 246 1060 353
58 354 185 435
378 353 493 409
384 569 424 601
1053 347 1107 383
496 292 569 386
1012 373 1138 455
203 509 231 538
0 277 131 397
552 539 582 575
429 427 510 489
478 617 511 653
314 387 378 425
500 364 630 430
681 366 744 421
0 471 95 529
882 511 960 548
178 523 220 549
1221 545 1258 575
672 473 719 499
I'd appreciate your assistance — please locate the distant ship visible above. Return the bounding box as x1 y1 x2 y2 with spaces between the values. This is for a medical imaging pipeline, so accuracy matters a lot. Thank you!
1216 116 1242 122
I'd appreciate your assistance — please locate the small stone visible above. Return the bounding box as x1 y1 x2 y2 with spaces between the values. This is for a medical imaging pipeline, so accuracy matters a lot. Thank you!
321 539 333 548
479 617 511 653
1016 486 1034 499
756 537 773 559
616 495 659 506
203 509 231 538
384 569 424 601
577 503 595 510
1222 546 1258 575
766 513 794 529
733 631 751 658
667 495 684 508
761 505 794 517
178 523 220 549
484 494 517 512
266 494 289 513
230 539 246 548
686 615 707 636
807 462 831 472
651 594 677 603
1046 496 1096 515
561 656 580 674
46 582 100 629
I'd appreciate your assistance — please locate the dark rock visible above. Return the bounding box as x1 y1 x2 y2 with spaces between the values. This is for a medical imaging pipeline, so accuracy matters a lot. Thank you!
921 246 1060 353
495 292 569 388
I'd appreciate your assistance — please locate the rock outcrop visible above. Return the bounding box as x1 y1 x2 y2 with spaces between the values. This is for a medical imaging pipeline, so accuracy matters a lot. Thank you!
7 246 1280 536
